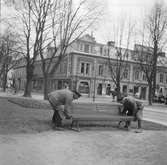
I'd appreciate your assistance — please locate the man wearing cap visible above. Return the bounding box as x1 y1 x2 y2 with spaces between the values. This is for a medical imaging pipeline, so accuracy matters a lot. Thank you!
48 89 81 129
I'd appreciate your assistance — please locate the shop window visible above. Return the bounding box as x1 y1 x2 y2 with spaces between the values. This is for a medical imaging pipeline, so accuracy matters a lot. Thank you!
97 83 102 95
106 84 111 95
160 73 164 83
123 85 127 93
78 81 89 94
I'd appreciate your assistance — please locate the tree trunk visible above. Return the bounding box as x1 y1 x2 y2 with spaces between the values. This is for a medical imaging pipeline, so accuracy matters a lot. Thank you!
2 70 7 92
152 72 157 99
23 65 34 97
148 83 153 105
152 40 158 99
116 83 121 102
43 73 49 100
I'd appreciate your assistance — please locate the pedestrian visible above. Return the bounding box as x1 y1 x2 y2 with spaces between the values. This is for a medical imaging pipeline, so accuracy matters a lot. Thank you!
11 79 17 94
110 88 117 101
121 96 144 132
48 89 81 130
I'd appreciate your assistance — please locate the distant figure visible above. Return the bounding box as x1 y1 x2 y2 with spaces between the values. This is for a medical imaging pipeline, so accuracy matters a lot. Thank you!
48 89 81 130
64 82 69 89
11 79 17 94
110 88 117 101
120 96 144 132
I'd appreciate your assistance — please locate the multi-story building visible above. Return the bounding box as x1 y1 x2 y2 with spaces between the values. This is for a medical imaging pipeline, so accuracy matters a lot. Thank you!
12 34 167 100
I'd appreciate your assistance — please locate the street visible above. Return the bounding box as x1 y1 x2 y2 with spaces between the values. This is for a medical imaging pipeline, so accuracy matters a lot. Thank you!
144 109 167 126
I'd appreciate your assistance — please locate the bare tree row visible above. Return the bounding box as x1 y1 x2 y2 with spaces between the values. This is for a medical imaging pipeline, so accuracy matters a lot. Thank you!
1 0 101 99
107 2 167 105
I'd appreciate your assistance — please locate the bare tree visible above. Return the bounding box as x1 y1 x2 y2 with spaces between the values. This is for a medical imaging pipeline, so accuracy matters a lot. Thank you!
107 19 134 101
8 0 53 97
0 28 22 92
137 2 167 105
7 0 101 99
38 0 102 99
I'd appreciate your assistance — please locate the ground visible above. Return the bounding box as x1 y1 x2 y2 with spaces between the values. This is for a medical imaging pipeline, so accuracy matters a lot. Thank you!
0 97 167 165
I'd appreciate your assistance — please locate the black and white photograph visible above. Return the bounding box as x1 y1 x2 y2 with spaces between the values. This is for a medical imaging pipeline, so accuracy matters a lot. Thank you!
0 0 167 164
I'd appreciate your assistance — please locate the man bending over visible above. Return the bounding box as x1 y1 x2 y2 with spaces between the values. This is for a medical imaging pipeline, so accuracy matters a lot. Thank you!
48 89 81 130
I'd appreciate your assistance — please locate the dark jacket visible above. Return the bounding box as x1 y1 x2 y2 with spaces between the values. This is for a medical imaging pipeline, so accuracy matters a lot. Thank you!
48 89 74 114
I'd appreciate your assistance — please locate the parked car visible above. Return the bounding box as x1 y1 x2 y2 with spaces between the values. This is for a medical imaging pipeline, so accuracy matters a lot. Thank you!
158 95 165 103
153 94 165 103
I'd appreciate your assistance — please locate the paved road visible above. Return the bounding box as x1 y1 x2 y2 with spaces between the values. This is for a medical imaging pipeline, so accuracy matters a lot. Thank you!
144 110 167 126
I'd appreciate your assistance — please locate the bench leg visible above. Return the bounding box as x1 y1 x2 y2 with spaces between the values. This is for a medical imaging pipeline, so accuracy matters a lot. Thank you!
71 120 75 129
76 121 80 132
71 120 80 132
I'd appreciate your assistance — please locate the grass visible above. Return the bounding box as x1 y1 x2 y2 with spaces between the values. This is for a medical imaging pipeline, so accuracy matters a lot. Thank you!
7 96 51 109
2 96 167 133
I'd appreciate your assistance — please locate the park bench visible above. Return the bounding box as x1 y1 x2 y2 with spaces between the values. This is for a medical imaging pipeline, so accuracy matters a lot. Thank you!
70 102 135 131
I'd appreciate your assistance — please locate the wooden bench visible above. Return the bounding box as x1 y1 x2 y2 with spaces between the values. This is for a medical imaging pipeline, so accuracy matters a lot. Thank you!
70 103 135 131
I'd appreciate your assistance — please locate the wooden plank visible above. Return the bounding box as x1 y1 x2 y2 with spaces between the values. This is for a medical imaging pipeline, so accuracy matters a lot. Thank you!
70 102 135 131
72 114 134 121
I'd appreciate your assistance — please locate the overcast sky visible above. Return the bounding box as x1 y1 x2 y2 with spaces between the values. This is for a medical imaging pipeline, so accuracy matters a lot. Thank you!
1 0 165 48
92 0 163 45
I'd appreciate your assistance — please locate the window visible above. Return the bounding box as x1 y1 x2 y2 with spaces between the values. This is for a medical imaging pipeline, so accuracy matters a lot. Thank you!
123 69 128 79
134 71 139 80
104 49 107 56
84 44 89 53
80 44 83 51
100 47 103 55
98 65 103 76
142 73 147 81
160 73 164 83
81 63 84 73
86 63 90 75
80 62 91 75
90 46 93 53
78 81 89 94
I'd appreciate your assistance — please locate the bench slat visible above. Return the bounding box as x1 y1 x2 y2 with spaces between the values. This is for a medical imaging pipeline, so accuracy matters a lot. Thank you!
72 114 134 121
70 103 135 131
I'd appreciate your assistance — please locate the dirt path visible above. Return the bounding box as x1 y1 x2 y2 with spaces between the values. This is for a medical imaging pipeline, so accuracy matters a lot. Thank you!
0 98 167 165
1 130 167 165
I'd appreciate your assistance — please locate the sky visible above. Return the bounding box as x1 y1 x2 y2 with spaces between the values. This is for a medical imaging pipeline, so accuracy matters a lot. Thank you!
0 0 166 49
91 0 163 46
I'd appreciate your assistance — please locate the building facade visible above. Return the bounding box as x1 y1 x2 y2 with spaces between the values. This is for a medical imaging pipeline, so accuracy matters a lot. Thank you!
12 34 167 100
